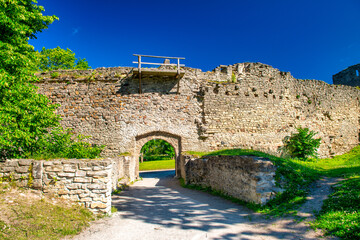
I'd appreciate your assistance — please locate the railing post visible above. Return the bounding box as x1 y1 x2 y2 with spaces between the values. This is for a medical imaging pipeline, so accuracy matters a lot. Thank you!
138 55 142 94
177 58 180 75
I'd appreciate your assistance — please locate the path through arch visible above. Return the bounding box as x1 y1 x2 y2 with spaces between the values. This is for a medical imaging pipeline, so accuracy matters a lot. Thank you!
134 131 182 177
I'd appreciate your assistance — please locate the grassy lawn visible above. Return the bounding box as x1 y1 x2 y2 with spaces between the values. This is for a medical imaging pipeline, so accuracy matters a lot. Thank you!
139 158 175 171
185 146 360 238
0 183 95 240
311 176 360 239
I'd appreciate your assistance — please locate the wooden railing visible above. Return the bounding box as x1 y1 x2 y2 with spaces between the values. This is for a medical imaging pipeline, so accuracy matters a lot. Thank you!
133 54 185 75
132 54 185 94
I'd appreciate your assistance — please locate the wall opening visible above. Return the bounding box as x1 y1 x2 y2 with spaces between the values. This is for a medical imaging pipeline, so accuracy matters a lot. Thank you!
356 70 359 77
134 131 182 177
139 139 176 171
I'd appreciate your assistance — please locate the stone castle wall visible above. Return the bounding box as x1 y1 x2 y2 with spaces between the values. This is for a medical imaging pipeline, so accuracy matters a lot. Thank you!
333 63 360 87
35 63 360 160
0 157 133 214
183 155 279 205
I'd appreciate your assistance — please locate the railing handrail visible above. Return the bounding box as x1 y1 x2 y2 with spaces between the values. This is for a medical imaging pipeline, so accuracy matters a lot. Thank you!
133 54 185 60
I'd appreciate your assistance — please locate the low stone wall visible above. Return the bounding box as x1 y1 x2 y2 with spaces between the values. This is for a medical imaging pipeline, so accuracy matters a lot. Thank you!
0 157 135 214
183 155 279 205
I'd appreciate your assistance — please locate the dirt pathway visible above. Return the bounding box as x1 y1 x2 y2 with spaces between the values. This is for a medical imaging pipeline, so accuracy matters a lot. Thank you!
69 170 339 240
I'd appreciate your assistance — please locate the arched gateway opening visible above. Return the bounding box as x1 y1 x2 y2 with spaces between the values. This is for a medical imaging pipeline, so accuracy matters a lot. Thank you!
134 131 182 177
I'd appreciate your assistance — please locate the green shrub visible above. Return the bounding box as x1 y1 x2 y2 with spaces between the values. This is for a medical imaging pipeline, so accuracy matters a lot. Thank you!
31 127 104 159
50 71 60 78
281 127 321 160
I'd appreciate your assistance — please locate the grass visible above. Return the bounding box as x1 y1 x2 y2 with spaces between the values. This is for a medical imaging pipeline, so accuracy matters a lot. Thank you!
0 183 95 240
184 146 360 220
311 176 360 239
139 158 175 171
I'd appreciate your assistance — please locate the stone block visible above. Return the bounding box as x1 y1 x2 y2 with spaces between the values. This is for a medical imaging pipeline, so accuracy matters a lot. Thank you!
90 202 107 209
74 177 92 183
79 197 92 202
43 161 54 166
63 165 76 173
86 171 108 177
58 172 75 178
87 184 106 190
45 166 63 172
67 183 82 190
79 193 90 198
16 166 29 173
6 160 19 167
32 162 43 179
69 189 85 194
2 167 15 173
58 189 70 195
32 179 42 189
18 159 32 166
75 170 86 177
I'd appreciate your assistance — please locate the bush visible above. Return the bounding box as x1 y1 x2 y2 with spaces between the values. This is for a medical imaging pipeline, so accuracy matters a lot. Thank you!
281 127 321 160
31 127 104 159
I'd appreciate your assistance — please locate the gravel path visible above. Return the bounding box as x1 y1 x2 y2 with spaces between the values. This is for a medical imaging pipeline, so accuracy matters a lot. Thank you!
69 170 339 240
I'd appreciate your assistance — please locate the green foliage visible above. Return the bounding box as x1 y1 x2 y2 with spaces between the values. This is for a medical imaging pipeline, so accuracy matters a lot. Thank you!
30 127 104 159
50 71 59 78
0 0 60 159
37 46 90 71
0 73 61 159
231 73 236 83
0 1 100 160
281 127 321 160
140 139 175 160
311 176 360 239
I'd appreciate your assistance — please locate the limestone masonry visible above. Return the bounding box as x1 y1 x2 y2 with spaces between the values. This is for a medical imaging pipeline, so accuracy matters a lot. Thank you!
183 155 279 205
36 62 360 163
3 62 359 213
0 157 133 214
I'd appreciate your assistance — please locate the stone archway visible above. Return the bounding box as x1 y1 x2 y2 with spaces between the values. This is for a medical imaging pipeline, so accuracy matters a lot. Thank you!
134 131 182 177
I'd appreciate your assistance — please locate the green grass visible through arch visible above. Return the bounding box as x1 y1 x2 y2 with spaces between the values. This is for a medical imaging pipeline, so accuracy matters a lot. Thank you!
139 158 175 171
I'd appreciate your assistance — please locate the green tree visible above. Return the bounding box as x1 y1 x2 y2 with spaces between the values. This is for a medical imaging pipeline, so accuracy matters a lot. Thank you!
140 139 175 160
281 127 321 160
0 1 98 159
0 0 60 158
37 46 90 71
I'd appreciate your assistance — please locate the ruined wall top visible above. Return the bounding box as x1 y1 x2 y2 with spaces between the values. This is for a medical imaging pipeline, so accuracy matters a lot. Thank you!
333 63 360 87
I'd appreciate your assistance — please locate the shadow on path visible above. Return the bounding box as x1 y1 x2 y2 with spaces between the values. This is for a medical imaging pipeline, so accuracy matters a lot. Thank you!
72 170 336 240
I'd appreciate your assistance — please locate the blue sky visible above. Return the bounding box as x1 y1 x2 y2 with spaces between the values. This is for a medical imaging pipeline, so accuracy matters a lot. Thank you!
30 0 360 84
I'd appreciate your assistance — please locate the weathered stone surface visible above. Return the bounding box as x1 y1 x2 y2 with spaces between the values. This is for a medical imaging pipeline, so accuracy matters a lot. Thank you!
16 166 29 173
0 158 119 215
35 64 360 161
6 160 19 167
58 172 75 178
90 202 107 209
184 155 279 205
75 170 86 177
18 159 32 166
86 171 108 177
74 177 92 183
45 166 63 172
